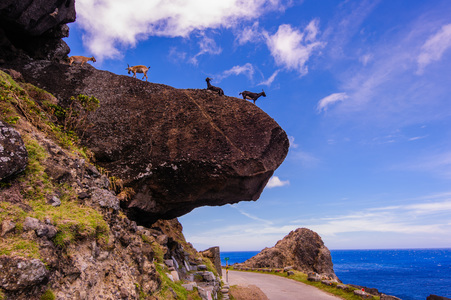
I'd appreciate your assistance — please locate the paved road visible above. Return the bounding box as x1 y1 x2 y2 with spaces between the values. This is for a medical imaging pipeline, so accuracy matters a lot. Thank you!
223 270 341 300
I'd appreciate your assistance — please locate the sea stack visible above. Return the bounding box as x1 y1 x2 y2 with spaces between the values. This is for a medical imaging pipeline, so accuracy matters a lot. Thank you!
235 228 338 281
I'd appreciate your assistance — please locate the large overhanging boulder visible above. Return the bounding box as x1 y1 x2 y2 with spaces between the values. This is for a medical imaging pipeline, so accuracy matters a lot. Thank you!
0 0 75 60
12 61 290 225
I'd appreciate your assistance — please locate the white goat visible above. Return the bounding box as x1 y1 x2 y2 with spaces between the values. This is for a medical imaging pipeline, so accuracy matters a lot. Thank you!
69 56 96 66
126 65 150 81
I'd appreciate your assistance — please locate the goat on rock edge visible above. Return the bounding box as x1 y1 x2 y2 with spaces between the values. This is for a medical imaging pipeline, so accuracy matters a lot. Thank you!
239 89 266 104
69 56 96 66
126 65 151 82
205 77 224 96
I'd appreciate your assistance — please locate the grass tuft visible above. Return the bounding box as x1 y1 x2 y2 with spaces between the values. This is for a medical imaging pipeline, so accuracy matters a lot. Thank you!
40 289 55 300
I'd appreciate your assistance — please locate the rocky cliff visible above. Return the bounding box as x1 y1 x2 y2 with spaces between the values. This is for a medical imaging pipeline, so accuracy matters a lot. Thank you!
7 61 289 225
0 1 290 298
235 228 338 281
0 70 226 299
0 0 74 61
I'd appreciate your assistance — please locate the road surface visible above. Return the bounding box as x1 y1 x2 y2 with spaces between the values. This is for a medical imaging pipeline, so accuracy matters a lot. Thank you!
223 270 341 300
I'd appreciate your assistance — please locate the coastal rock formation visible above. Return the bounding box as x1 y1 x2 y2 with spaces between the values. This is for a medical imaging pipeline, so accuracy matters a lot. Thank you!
0 0 75 60
236 228 338 280
0 120 28 180
9 60 289 225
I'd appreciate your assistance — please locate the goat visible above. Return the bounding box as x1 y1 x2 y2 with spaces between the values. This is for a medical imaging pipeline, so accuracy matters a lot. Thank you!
205 77 224 96
69 55 96 66
126 65 150 81
239 89 266 104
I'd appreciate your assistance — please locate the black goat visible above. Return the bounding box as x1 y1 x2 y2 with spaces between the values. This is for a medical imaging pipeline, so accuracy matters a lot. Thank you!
239 89 266 104
205 77 224 96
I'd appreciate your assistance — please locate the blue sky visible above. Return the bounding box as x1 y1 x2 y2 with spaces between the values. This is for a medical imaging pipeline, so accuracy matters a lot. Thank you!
66 0 451 251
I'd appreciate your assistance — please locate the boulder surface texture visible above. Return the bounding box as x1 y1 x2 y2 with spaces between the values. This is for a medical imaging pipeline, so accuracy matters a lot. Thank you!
0 256 49 291
236 228 338 280
0 120 28 180
12 61 290 225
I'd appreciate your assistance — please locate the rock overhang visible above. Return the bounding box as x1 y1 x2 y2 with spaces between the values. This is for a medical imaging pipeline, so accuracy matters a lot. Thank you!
10 60 290 225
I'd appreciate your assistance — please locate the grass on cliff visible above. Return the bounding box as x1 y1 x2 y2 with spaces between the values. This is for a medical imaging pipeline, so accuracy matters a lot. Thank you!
152 263 202 300
140 235 203 300
141 233 217 300
0 133 109 257
228 268 380 300
0 70 108 258
0 70 95 158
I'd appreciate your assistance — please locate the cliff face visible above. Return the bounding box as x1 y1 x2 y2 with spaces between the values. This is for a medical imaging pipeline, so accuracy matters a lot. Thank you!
0 70 225 299
235 228 338 280
9 60 289 225
0 0 75 61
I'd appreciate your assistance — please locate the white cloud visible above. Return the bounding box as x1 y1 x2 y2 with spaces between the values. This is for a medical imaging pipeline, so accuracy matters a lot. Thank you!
232 206 273 225
190 34 222 64
258 70 280 86
265 20 325 76
359 53 373 66
293 198 451 237
317 92 348 112
408 136 427 141
331 25 451 125
182 193 451 251
288 136 298 148
235 21 263 45
76 0 291 60
216 63 255 81
168 47 187 62
266 176 289 188
323 1 380 60
417 23 451 74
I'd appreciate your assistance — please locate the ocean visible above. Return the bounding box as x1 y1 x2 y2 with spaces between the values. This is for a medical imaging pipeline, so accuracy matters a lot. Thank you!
220 249 451 300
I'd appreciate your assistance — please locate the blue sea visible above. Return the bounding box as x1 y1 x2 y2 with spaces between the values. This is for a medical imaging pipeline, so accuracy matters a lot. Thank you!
221 249 451 300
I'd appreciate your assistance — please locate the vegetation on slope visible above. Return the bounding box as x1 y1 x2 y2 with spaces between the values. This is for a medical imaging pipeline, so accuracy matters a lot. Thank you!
0 69 221 300
0 70 107 257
